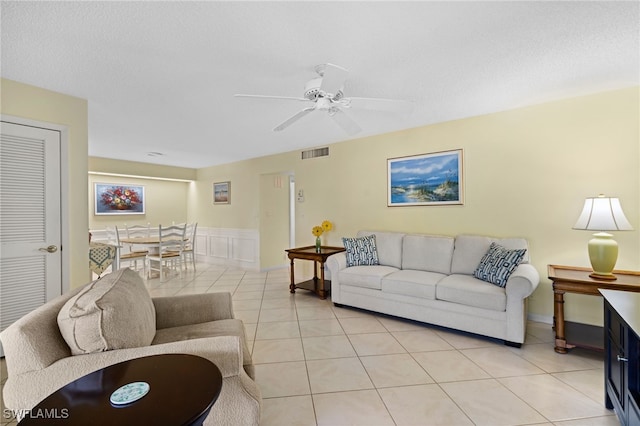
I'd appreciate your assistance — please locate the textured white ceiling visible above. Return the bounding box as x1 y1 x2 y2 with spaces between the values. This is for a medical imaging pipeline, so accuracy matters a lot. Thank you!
2 1 638 168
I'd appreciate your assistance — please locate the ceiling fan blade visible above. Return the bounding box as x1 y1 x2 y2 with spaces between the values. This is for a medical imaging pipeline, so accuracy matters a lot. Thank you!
235 94 309 102
329 108 362 136
273 106 316 132
319 63 349 97
347 97 414 114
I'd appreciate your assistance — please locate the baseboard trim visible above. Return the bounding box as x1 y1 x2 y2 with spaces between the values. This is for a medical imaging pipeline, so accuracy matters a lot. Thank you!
528 313 553 325
260 265 288 273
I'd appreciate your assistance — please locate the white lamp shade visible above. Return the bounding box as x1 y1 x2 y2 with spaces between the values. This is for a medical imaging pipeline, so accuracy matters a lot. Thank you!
573 196 633 231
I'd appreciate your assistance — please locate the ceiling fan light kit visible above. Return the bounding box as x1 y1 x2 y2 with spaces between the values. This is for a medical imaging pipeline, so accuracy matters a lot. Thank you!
235 63 412 135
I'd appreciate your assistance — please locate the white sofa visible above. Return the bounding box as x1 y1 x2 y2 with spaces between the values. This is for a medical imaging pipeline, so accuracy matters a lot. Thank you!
326 231 540 346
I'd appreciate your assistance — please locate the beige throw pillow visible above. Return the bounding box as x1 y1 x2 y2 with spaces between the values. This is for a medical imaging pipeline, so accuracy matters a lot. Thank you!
57 268 156 355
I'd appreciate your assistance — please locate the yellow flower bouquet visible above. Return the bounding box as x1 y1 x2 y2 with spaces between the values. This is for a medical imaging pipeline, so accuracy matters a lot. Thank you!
312 220 333 252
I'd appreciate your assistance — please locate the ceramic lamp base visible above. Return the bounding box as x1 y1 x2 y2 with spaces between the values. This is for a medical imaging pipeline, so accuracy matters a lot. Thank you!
588 232 618 281
588 271 617 281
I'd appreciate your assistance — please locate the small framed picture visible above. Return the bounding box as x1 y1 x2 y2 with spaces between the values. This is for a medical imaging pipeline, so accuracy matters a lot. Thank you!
213 181 230 204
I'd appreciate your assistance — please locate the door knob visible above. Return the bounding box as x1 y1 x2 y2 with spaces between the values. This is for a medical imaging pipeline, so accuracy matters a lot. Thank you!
39 245 58 253
617 355 628 362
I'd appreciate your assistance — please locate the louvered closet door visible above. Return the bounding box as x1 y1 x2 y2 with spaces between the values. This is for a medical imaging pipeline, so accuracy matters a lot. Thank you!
0 121 62 349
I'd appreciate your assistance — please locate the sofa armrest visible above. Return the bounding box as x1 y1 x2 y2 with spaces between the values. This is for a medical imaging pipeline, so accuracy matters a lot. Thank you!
153 292 234 329
326 252 347 276
505 264 540 300
2 335 246 413
326 252 347 303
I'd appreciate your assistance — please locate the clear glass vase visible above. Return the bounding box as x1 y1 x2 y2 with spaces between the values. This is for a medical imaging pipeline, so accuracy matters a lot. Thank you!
315 236 321 253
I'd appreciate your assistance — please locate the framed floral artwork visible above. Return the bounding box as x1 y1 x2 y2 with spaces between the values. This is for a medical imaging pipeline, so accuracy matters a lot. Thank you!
94 183 145 215
213 181 230 204
387 149 463 206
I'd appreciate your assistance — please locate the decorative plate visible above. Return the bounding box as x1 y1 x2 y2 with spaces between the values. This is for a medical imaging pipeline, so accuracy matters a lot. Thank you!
110 382 150 405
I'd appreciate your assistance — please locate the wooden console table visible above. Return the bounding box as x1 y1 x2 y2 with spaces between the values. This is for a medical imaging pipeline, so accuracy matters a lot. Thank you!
286 246 345 299
548 264 640 354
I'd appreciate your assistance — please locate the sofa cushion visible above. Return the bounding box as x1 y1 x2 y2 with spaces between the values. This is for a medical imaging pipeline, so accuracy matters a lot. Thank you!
402 234 454 274
57 268 156 355
382 269 446 300
473 242 527 287
339 265 398 290
343 234 380 267
357 230 405 268
436 274 507 311
451 235 529 275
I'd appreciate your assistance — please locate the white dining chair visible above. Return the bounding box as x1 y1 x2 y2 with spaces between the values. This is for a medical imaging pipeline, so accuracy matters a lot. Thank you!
181 222 198 271
125 223 151 253
146 224 186 282
105 225 147 276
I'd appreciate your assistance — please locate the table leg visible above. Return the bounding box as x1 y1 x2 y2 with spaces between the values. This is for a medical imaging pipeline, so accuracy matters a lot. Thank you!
553 289 572 353
312 261 320 298
289 257 296 293
318 261 327 300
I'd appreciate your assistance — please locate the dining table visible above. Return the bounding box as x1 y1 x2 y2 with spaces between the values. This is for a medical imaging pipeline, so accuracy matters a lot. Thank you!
119 236 187 255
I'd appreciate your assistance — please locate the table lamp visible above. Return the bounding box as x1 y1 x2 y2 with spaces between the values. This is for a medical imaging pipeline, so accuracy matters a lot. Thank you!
573 194 633 280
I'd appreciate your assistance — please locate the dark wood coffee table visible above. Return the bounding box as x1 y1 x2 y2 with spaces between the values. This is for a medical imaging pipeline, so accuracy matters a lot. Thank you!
18 354 222 425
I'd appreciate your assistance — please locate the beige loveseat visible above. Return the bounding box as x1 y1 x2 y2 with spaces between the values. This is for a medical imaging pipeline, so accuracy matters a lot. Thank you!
0 268 261 425
327 231 540 346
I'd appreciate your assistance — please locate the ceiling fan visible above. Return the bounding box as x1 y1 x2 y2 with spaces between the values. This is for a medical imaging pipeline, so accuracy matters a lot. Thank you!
235 63 413 136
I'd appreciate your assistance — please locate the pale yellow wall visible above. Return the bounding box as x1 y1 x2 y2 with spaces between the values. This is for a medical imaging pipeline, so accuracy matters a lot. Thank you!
1 78 89 290
193 153 298 229
194 87 639 325
88 173 189 230
89 156 196 181
5 78 634 324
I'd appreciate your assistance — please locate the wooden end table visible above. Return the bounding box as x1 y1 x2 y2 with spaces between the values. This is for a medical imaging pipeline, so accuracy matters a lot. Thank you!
286 246 346 299
17 354 222 425
548 264 640 354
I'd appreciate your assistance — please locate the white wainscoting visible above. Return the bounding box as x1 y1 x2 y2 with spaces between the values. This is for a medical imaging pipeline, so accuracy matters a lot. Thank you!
89 229 106 242
89 227 260 271
199 227 260 271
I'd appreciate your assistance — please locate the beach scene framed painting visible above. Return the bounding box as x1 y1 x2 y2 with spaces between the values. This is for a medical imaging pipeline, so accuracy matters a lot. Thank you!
387 149 463 206
94 183 145 215
213 181 230 204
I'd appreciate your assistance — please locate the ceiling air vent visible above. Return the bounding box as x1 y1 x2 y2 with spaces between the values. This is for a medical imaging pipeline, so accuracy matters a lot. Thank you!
301 147 329 160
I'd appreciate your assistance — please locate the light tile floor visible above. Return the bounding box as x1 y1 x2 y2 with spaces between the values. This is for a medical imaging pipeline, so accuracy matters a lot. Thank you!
0 263 620 426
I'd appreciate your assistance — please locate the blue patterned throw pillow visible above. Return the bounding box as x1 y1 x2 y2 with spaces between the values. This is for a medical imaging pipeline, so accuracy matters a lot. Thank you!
473 242 526 287
342 235 380 267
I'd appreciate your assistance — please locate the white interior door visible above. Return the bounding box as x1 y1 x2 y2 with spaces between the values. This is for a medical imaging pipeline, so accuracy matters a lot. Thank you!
259 172 292 269
0 121 62 354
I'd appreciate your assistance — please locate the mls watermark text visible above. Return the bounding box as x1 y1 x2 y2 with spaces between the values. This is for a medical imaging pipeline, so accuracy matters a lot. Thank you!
3 408 69 420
